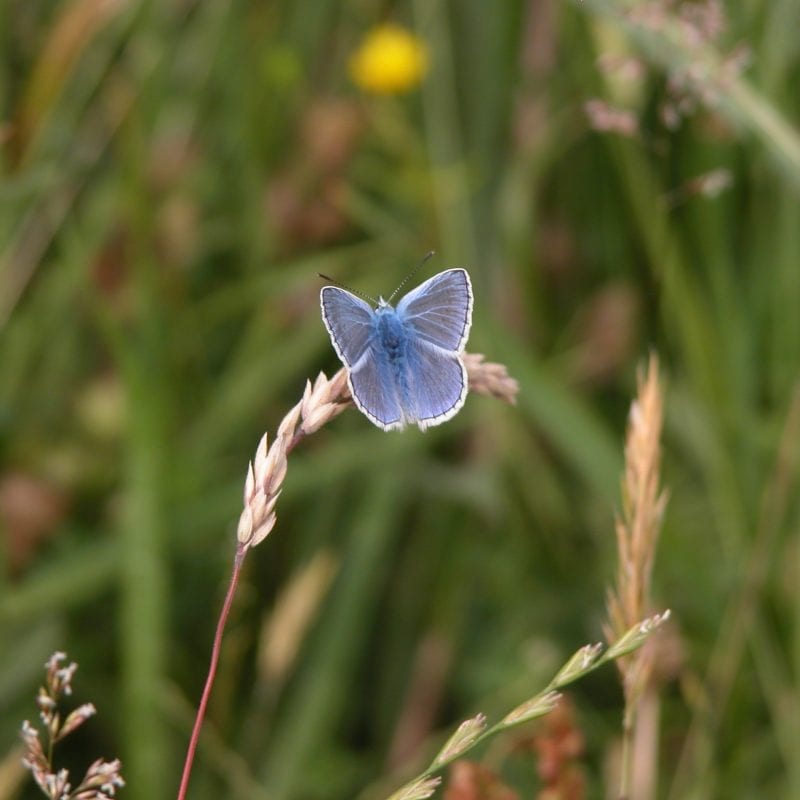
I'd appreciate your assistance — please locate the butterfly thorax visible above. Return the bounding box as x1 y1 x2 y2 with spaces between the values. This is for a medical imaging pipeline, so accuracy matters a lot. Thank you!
374 306 406 365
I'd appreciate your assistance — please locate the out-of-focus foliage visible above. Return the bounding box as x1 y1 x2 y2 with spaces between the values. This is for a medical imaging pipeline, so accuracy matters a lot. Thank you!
1 1 799 798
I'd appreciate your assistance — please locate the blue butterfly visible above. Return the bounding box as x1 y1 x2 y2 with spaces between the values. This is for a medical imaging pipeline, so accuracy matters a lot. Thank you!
321 268 473 431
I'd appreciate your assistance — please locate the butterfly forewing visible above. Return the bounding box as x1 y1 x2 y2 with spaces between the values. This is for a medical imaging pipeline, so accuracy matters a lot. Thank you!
395 268 472 352
320 287 375 367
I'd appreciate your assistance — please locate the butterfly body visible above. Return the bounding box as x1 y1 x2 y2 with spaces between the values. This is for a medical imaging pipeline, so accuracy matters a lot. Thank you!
374 304 406 364
321 268 473 431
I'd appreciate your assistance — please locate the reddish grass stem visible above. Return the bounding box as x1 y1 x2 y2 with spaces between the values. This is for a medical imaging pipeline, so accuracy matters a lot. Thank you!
175 434 308 800
176 544 247 800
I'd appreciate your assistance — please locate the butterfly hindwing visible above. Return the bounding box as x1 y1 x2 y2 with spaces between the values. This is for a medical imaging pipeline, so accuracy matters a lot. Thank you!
396 268 472 352
348 348 404 431
401 337 468 430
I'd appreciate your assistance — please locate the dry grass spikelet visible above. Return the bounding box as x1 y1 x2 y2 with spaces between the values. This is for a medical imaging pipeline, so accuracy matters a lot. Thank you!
461 353 519 405
237 354 519 551
21 652 124 800
605 353 668 693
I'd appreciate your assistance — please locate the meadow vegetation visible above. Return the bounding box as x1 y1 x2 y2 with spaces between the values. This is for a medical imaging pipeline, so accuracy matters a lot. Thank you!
2 1 799 798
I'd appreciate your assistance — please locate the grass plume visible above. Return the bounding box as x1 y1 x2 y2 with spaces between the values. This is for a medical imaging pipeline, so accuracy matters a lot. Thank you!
21 652 124 800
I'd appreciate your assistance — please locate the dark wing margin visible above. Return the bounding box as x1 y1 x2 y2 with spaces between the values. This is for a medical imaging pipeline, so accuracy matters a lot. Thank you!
395 268 473 352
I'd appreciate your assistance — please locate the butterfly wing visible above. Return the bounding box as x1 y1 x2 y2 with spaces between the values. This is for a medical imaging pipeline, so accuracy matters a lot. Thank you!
320 287 375 367
402 336 468 431
348 349 404 431
321 286 404 430
396 268 473 352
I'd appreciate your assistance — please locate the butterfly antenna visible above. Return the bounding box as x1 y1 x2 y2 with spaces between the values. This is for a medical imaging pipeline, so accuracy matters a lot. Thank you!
387 250 435 303
318 273 378 305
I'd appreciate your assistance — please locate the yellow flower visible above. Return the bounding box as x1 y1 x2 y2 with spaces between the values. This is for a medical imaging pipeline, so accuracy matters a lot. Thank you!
349 24 429 95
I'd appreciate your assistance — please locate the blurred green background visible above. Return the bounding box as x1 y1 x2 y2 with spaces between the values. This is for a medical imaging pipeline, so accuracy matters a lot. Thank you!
2 1 800 798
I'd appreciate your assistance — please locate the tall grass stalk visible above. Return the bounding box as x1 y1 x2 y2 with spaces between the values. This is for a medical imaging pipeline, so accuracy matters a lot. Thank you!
384 612 670 800
606 355 667 800
176 356 518 799
670 384 800 798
